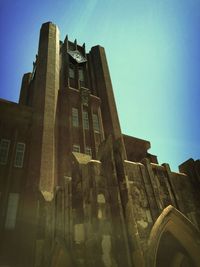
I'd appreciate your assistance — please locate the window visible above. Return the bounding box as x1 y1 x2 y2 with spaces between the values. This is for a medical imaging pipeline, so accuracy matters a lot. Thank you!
74 224 85 244
72 108 79 127
0 139 10 164
83 111 89 130
78 68 84 81
73 144 80 153
69 66 75 79
92 113 100 133
85 147 92 156
5 193 19 229
14 143 25 168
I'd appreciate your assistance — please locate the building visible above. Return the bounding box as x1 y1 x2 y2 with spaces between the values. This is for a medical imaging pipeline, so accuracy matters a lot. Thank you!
0 21 200 267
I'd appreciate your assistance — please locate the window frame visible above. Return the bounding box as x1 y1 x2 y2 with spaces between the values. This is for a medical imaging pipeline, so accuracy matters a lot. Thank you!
92 113 100 133
83 110 89 130
72 107 79 128
0 139 10 165
78 68 84 82
14 142 25 168
85 147 92 156
69 64 75 79
72 144 80 153
5 193 19 230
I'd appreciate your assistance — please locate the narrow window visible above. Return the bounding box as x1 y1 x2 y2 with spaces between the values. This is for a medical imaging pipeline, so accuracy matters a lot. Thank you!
92 114 100 133
72 108 79 127
5 193 19 229
73 144 80 153
78 68 84 81
69 65 75 79
83 111 89 130
85 147 92 156
14 143 25 168
74 224 85 244
0 139 10 164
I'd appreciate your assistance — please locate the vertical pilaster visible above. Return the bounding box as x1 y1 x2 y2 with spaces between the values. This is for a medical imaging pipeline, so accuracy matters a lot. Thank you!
142 159 163 214
19 73 32 105
162 163 179 208
90 46 121 140
32 22 60 199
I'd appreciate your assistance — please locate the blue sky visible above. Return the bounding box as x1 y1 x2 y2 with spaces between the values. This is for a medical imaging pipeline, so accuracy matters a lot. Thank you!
0 0 199 171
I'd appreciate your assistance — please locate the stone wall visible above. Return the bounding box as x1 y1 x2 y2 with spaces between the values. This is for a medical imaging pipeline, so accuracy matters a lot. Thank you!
39 138 200 267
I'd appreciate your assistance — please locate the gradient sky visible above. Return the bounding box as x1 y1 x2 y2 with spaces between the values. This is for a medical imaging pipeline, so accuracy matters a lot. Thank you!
0 0 199 171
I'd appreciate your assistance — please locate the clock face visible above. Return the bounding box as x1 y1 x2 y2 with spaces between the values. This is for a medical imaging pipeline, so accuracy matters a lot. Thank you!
68 50 87 63
73 52 83 63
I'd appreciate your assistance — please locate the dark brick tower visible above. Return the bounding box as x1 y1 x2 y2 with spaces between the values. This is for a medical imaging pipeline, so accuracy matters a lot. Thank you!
0 22 200 267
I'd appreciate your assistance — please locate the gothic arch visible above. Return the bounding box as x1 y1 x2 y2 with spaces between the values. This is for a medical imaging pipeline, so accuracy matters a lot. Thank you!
147 205 200 267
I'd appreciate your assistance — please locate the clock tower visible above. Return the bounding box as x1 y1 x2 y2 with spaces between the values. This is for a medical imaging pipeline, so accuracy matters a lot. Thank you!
0 22 200 267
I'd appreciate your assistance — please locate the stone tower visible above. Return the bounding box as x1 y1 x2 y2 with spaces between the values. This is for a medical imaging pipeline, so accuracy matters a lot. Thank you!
0 22 200 267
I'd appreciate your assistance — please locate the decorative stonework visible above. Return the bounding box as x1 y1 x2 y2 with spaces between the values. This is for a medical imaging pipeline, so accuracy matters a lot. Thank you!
80 87 90 106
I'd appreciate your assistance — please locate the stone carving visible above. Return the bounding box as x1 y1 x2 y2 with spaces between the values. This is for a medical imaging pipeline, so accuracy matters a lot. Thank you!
80 87 90 106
